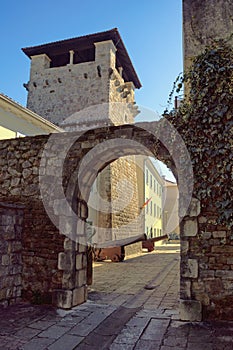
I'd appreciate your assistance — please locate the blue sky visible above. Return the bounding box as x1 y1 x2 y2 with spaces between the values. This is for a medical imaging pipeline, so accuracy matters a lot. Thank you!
1 1 182 181
1 0 182 118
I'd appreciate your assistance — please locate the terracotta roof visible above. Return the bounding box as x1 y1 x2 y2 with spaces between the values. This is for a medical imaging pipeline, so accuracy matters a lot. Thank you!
22 28 142 89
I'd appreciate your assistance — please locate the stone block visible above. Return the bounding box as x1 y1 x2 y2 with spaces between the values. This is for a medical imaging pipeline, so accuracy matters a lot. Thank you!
54 199 73 217
187 198 201 217
47 334 83 350
72 286 87 307
59 216 74 236
212 246 233 254
182 259 198 278
52 289 72 309
227 257 233 265
183 219 198 237
76 268 87 287
76 221 86 242
78 243 87 254
213 231 226 238
76 254 82 269
63 238 73 250
9 241 22 253
58 252 66 270
11 177 20 187
180 280 191 299
198 216 207 224
180 240 189 255
201 231 212 239
179 299 202 321
1 254 10 266
200 270 215 278
215 270 233 279
82 254 87 268
2 228 15 240
1 215 13 225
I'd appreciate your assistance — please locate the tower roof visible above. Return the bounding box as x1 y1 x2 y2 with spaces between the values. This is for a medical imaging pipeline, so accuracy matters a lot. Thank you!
22 28 142 89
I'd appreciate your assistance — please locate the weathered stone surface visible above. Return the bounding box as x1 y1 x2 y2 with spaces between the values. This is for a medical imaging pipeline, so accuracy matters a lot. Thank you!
182 259 198 279
183 0 233 70
72 286 87 307
213 231 227 238
180 280 191 299
0 203 24 306
183 219 198 237
52 290 72 309
179 300 202 322
0 117 232 318
76 254 82 269
187 198 201 217
180 240 189 255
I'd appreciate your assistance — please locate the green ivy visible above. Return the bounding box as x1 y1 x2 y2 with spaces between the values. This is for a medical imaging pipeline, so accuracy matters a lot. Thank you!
164 40 233 229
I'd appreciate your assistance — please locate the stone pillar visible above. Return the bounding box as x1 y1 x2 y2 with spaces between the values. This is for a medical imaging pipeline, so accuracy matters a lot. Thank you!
52 202 88 309
181 0 233 321
69 50 74 65
94 40 117 69
29 54 51 78
179 197 202 321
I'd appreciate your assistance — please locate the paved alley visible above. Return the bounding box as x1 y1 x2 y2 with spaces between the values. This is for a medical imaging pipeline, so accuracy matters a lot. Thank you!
0 244 233 349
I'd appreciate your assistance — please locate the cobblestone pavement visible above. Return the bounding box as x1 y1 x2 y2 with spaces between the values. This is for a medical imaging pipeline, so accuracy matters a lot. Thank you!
0 244 233 349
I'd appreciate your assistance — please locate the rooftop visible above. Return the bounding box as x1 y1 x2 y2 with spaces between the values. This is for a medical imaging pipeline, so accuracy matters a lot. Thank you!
0 93 63 135
22 28 142 89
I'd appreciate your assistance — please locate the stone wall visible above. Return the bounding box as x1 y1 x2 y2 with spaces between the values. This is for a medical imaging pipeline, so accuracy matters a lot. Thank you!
181 0 233 320
110 156 142 239
0 203 24 306
0 135 88 308
0 122 232 319
180 199 233 321
0 124 167 308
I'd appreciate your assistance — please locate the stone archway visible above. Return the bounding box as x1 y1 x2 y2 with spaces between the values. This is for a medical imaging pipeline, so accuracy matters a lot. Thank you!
0 119 232 321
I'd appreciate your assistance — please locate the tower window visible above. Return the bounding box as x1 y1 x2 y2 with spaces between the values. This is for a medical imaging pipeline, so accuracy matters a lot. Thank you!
50 53 70 67
50 47 95 68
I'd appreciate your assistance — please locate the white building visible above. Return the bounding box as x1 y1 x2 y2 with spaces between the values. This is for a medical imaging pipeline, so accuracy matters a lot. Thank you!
163 179 180 238
0 93 62 140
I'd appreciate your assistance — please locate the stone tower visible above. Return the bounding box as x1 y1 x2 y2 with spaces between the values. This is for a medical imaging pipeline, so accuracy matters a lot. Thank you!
183 0 233 72
22 29 143 250
22 28 141 126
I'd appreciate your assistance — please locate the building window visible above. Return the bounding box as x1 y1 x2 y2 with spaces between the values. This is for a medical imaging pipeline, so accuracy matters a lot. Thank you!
154 228 156 236
146 227 149 235
157 228 160 236
146 169 148 185
150 174 152 188
150 201 153 215
146 198 149 214
157 205 159 218
154 203 156 217
150 227 153 238
154 179 156 192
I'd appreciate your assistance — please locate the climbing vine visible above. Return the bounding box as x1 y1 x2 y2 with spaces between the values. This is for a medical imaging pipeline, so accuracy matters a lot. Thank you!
164 40 233 228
